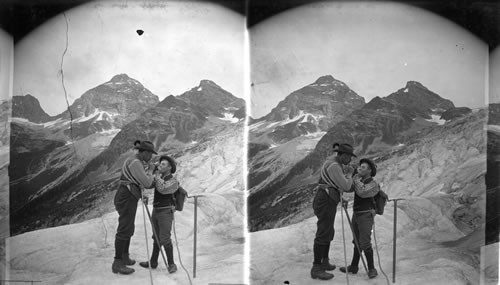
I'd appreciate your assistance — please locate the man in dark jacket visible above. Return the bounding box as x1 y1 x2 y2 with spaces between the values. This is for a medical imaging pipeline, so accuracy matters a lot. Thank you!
340 158 379 279
139 155 187 274
112 141 157 275
311 143 356 280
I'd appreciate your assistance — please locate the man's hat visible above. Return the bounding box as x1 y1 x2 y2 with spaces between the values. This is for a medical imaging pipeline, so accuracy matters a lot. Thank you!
333 143 357 157
134 141 157 154
159 155 176 174
359 158 377 177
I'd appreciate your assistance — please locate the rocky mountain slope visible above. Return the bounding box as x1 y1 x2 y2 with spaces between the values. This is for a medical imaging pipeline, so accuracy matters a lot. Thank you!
250 75 364 145
250 107 488 284
249 81 475 232
248 76 364 195
12 94 52 124
486 103 500 245
0 99 10 281
10 74 160 217
10 76 244 235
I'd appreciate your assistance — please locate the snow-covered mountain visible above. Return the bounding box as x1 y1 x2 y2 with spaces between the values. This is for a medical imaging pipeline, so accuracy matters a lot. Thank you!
10 74 160 208
178 79 246 120
250 75 364 145
248 76 364 195
7 111 245 284
9 74 159 220
10 75 245 235
249 81 477 232
12 94 52 124
250 106 488 284
7 75 245 281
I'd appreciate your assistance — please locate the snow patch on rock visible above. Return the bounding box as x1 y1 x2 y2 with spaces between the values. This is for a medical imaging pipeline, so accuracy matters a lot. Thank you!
426 114 446 125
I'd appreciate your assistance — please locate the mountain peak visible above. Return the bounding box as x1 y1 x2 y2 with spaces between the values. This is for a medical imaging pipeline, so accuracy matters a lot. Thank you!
199 80 221 89
109 74 142 87
364 96 395 110
314 75 337 85
176 81 244 118
405 81 427 89
22 94 36 100
386 81 454 113
12 94 52 123
110 73 130 82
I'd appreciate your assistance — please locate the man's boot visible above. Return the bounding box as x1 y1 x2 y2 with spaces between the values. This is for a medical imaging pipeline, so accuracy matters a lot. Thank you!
311 263 334 280
122 238 136 266
139 242 160 269
165 243 177 273
112 258 135 274
340 246 360 274
113 238 135 274
321 243 336 271
364 247 378 279
311 242 333 280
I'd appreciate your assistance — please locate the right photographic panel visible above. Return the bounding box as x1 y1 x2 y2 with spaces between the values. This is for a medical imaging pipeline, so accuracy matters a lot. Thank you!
248 1 496 284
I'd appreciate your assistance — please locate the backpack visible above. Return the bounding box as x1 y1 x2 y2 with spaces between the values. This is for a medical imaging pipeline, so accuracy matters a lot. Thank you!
373 189 388 215
174 186 188 211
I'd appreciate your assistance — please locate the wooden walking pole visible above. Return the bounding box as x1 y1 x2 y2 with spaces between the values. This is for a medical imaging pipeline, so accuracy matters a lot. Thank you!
193 195 198 278
389 198 405 283
342 201 368 274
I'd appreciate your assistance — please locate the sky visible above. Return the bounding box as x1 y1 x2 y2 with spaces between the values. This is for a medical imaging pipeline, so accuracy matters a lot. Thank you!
14 0 245 116
0 29 13 102
250 1 488 118
490 47 500 104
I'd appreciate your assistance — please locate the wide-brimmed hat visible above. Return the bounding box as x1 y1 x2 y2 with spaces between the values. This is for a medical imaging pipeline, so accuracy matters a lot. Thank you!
134 141 157 154
333 143 357 157
159 155 176 174
359 158 377 177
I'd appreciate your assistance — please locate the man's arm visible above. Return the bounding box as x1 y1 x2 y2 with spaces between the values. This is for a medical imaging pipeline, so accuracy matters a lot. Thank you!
128 160 154 188
355 179 379 198
327 163 353 192
343 173 357 193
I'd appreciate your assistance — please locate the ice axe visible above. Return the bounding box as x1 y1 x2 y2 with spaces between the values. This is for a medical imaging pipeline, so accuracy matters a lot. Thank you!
188 193 207 278
388 198 405 283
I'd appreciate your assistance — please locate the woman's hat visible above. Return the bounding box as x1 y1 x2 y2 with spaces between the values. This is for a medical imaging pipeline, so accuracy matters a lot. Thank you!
359 158 377 177
160 155 176 174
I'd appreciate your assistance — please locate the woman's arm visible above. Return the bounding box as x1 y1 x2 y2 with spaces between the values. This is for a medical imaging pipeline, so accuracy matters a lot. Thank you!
355 178 379 198
154 175 179 195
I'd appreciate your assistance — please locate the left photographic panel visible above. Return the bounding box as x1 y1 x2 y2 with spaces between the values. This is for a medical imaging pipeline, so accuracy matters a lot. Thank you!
0 28 13 282
7 0 246 284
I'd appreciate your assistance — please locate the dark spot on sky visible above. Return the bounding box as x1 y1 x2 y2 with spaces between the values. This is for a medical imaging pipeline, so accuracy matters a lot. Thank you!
136 30 144 36
284 281 290 284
